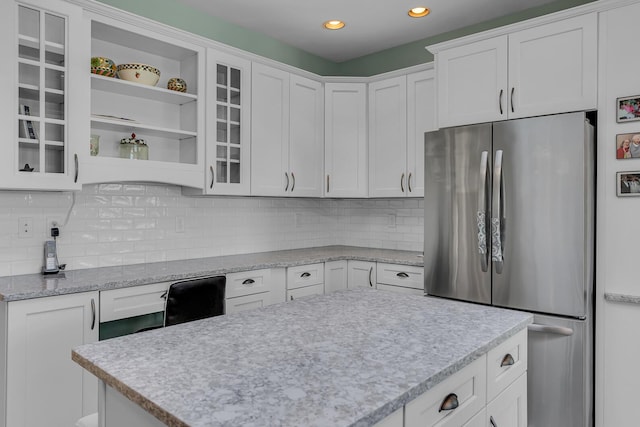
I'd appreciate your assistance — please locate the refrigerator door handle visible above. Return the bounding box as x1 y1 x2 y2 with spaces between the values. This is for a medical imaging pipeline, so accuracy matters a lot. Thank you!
477 151 490 272
528 323 574 336
491 149 505 273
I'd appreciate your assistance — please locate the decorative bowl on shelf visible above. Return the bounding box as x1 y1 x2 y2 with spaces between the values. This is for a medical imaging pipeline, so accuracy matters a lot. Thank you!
119 133 148 160
90 57 117 77
116 63 161 86
167 77 187 93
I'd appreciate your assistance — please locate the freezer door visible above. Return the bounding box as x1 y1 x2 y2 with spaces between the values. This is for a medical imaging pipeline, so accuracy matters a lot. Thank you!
491 112 594 317
527 314 592 427
424 123 492 304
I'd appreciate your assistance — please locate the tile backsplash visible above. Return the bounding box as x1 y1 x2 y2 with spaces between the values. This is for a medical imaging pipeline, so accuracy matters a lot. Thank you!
0 184 424 277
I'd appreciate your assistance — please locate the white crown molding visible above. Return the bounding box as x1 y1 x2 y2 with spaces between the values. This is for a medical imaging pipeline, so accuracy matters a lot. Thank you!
426 0 640 54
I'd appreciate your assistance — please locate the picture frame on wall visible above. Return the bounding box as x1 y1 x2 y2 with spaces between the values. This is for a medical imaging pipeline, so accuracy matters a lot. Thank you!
617 171 640 196
617 95 640 123
615 133 640 159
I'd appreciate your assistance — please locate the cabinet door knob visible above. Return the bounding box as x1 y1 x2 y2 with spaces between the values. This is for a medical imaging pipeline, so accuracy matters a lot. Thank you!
408 172 413 193
210 166 215 189
400 173 405 193
396 272 409 278
368 267 373 287
290 295 294 301
291 172 295 192
500 353 515 367
438 393 459 412
300 272 311 278
326 175 330 193
285 172 290 192
242 278 255 285
490 415 498 427
499 89 504 115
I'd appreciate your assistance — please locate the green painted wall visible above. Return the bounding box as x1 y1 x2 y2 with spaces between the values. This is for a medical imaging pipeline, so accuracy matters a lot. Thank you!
335 0 597 76
97 0 596 77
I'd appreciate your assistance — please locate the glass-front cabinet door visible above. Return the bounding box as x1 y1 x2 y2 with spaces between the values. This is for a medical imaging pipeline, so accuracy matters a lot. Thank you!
0 0 86 190
206 49 251 195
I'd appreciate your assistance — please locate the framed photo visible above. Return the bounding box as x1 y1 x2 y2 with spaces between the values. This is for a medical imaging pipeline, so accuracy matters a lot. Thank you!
617 172 640 196
617 95 640 123
615 133 640 159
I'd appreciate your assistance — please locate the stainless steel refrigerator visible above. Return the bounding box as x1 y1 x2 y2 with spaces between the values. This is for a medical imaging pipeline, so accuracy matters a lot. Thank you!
424 112 594 427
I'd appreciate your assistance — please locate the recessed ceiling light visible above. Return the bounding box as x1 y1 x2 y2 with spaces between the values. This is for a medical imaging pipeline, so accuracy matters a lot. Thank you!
323 20 345 30
408 7 430 18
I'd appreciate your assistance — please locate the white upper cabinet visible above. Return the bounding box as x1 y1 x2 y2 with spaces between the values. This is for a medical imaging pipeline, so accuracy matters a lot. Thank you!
434 13 597 127
289 74 324 197
369 69 435 198
185 49 251 195
81 12 205 188
0 0 86 191
368 76 407 198
507 13 597 119
407 69 436 197
251 63 323 197
324 83 368 198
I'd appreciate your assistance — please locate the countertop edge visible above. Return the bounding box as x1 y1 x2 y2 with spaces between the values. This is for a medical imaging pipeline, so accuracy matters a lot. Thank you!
604 292 640 305
0 246 424 302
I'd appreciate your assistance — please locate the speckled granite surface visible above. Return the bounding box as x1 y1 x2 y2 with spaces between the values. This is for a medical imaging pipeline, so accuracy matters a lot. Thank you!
604 293 640 305
73 288 532 427
0 246 423 301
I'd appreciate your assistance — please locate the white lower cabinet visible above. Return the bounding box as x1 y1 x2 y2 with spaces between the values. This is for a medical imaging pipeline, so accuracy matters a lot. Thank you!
376 263 424 295
286 263 325 301
405 355 487 427
398 329 527 427
486 372 527 427
100 282 170 322
347 260 376 289
225 269 285 313
0 292 99 427
373 407 403 427
325 260 348 293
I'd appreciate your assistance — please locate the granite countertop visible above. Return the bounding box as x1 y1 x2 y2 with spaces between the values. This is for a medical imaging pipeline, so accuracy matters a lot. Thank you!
72 288 532 427
0 246 423 302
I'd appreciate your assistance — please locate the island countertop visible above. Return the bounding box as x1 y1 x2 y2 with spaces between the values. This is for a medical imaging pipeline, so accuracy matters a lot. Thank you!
72 288 532 427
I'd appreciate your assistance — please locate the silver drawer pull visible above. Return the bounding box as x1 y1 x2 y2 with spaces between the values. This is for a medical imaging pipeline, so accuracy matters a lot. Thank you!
439 393 459 412
500 353 515 367
396 272 409 278
300 272 311 278
242 279 255 285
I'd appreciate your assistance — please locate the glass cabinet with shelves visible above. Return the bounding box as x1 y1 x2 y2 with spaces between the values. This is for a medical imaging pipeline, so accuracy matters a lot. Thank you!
81 13 205 188
1 0 85 190
184 49 251 196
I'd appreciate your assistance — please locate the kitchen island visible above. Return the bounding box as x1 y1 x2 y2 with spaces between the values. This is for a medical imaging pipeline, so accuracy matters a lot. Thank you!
72 288 532 427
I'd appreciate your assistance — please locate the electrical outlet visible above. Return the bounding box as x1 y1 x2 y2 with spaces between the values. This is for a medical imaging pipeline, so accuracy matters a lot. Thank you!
387 214 397 229
175 216 185 233
18 217 33 238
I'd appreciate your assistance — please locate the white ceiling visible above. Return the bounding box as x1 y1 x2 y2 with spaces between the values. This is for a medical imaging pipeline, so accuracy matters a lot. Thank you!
177 0 559 62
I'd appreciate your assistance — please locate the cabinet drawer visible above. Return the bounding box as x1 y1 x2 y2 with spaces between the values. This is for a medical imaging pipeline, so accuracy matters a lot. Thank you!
287 283 324 301
376 263 423 290
377 283 424 296
226 292 271 315
486 328 527 401
226 269 272 298
287 263 324 289
373 407 403 427
405 355 487 427
100 282 170 322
